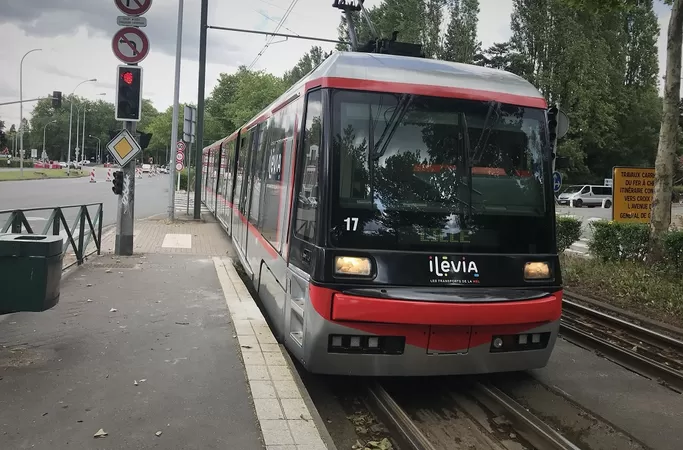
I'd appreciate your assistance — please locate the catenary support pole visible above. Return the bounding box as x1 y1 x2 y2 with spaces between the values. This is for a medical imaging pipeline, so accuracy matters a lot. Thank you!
194 0 209 220
186 138 193 215
116 121 137 256
168 0 184 221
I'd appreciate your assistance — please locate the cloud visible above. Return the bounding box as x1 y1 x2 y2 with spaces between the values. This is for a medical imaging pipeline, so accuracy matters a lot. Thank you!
0 0 240 61
0 0 670 130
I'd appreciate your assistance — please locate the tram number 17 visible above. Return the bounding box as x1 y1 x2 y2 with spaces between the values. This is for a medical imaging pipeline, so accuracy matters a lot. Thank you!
344 217 359 231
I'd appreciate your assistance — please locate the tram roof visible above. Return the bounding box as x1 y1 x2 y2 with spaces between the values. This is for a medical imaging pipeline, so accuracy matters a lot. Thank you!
205 51 546 151
300 51 545 103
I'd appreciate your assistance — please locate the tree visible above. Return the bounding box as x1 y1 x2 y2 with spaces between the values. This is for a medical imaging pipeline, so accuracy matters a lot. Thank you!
650 0 681 261
560 0 679 261
442 0 482 63
282 46 332 87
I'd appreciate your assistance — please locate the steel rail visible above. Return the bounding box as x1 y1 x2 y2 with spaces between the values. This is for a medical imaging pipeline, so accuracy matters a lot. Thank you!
365 382 437 450
366 380 582 450
472 383 583 450
563 299 683 351
560 319 683 393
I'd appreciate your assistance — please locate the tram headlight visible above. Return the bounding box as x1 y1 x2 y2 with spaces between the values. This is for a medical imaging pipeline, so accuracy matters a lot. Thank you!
335 256 372 276
524 262 551 280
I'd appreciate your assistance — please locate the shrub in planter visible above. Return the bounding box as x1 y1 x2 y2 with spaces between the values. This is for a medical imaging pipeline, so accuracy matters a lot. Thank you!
662 230 683 272
589 221 649 262
556 216 582 252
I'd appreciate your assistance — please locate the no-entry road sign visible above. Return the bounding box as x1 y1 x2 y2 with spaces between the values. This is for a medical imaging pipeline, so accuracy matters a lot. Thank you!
115 0 153 17
112 27 150 64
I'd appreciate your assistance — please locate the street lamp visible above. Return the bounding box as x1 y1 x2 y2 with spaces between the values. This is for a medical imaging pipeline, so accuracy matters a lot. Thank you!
19 48 42 177
89 135 101 163
42 120 56 161
67 78 97 175
81 93 106 162
75 92 106 164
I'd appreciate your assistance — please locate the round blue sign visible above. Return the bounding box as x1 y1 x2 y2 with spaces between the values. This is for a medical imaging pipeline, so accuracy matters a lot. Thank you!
552 171 562 193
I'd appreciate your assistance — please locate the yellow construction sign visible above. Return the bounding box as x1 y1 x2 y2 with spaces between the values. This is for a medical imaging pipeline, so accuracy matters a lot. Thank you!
106 128 141 167
612 166 655 223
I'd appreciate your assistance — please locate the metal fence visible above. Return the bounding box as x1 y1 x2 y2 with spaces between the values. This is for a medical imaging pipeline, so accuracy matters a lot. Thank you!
0 203 103 270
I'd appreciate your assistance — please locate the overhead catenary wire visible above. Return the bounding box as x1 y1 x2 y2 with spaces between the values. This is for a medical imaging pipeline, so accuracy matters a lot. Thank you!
247 0 300 70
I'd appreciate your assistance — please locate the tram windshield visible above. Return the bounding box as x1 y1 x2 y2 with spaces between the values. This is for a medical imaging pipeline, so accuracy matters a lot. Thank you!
328 89 554 254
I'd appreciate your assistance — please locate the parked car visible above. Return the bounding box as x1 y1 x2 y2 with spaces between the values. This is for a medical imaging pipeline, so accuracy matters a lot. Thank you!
557 184 613 208
141 164 151 173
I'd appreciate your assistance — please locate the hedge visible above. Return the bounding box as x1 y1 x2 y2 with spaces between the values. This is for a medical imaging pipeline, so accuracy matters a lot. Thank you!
178 168 196 191
588 221 683 273
2 160 34 169
556 216 582 252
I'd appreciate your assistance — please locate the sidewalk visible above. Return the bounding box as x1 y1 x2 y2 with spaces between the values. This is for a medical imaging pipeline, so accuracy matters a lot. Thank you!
0 218 333 450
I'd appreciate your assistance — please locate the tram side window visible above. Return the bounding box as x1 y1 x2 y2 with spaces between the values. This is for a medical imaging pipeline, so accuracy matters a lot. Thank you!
294 90 322 242
249 124 268 225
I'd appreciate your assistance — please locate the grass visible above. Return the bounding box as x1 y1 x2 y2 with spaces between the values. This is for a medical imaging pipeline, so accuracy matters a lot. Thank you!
0 169 88 181
561 253 683 329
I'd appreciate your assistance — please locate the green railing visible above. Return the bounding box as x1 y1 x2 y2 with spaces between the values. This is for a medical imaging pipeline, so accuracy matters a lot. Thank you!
0 203 103 270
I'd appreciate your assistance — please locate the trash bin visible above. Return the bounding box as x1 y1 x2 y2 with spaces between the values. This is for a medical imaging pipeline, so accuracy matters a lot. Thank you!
0 234 63 314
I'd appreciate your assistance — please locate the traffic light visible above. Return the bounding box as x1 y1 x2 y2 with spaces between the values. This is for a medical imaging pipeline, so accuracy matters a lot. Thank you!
138 132 152 150
115 65 143 122
112 170 124 195
547 106 559 149
52 91 62 108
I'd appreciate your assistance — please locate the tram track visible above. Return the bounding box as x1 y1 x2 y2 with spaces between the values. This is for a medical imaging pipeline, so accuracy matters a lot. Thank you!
560 295 683 393
364 379 582 450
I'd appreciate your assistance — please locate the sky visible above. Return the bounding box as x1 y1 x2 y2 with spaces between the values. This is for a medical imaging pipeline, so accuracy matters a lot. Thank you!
0 0 673 131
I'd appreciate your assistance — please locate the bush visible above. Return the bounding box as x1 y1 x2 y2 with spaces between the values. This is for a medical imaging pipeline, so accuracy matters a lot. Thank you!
674 185 683 202
589 221 649 262
663 231 683 272
556 216 582 252
178 168 195 191
588 220 683 273
561 254 683 327
2 159 34 169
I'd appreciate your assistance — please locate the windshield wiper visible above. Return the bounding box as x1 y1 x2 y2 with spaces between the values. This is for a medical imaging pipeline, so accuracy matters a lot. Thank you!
372 94 413 161
472 100 501 165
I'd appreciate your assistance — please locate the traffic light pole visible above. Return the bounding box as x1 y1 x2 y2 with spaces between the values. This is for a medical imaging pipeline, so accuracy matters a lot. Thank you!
115 120 137 256
193 0 209 220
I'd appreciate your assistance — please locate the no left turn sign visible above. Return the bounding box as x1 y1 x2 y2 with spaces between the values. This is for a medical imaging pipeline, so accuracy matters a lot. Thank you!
115 0 153 17
112 27 150 64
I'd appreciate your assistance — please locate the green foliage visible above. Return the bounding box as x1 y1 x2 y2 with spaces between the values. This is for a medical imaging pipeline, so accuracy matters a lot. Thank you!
178 167 196 191
282 46 331 87
556 216 583 251
26 94 160 163
3 159 34 168
589 221 650 261
442 0 482 63
588 220 683 272
561 253 683 326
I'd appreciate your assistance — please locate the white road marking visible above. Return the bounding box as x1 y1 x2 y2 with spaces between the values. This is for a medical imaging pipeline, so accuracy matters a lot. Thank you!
161 233 192 249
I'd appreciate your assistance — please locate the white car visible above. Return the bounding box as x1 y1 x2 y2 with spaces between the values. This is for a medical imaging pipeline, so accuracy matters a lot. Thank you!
141 164 151 173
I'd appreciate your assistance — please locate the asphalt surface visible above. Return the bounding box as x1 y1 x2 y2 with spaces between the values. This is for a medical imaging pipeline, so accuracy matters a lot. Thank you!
0 253 264 449
0 167 172 235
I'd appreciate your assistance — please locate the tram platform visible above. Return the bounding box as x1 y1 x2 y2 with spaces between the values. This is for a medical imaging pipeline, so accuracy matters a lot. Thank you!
0 216 335 450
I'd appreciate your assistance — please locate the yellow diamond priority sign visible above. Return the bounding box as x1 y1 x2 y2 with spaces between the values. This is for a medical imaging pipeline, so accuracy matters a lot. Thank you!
106 128 142 167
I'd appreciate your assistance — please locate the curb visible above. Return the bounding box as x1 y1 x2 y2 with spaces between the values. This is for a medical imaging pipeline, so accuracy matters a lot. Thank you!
213 257 337 449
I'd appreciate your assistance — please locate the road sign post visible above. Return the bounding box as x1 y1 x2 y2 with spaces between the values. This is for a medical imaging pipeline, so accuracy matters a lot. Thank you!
112 0 153 255
552 171 562 194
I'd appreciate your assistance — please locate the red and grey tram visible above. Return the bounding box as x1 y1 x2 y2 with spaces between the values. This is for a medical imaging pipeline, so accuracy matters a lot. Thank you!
202 51 562 376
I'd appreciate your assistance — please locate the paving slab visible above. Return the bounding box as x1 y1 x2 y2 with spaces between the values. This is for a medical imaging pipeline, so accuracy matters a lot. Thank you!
0 252 264 449
525 338 683 450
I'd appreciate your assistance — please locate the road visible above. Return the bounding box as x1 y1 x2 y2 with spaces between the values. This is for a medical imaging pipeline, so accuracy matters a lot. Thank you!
0 167 172 237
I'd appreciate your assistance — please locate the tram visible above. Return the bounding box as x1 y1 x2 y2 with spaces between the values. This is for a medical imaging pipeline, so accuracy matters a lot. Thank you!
201 51 563 376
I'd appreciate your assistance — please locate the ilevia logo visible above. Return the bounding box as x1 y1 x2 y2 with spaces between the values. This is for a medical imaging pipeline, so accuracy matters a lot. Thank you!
428 256 480 284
